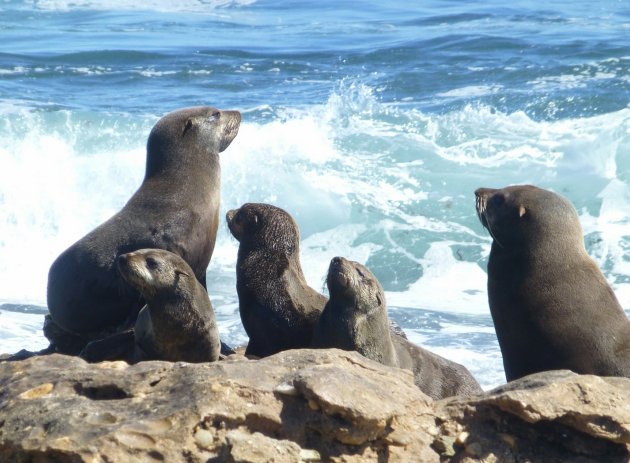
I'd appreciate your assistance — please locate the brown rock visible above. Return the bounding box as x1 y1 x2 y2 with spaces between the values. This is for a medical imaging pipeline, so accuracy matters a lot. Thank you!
1 351 630 462
437 370 630 462
0 349 438 463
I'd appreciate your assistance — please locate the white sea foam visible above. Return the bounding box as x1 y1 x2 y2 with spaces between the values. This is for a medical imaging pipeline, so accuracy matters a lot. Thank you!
386 242 489 314
0 310 48 354
0 110 146 305
436 85 502 99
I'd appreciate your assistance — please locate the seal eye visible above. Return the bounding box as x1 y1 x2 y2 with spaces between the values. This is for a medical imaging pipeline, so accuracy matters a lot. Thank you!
207 111 221 123
146 257 159 271
356 268 365 278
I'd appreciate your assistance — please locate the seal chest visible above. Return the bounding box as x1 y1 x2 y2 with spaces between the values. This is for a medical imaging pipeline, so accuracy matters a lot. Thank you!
46 106 240 354
475 184 630 381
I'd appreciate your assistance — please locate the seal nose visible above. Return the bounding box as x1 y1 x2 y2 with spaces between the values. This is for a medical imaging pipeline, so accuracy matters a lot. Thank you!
331 256 342 266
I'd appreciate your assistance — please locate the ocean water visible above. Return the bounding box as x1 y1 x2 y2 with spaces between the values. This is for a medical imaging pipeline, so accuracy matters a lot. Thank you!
1 0 629 389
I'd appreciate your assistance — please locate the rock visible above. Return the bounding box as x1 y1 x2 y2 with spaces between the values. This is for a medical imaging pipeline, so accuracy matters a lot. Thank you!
0 350 629 462
437 370 630 462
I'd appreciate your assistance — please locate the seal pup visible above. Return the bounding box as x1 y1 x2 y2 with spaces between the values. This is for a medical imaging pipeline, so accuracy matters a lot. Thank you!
116 248 221 363
312 257 482 399
475 184 630 381
226 203 327 358
46 106 240 353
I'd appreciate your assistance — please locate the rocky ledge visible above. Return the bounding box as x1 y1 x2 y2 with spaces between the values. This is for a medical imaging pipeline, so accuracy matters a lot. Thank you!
1 349 629 463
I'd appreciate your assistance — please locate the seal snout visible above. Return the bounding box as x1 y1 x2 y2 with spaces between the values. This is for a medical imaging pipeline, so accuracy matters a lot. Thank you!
219 110 242 152
474 188 497 229
327 256 353 295
226 208 241 240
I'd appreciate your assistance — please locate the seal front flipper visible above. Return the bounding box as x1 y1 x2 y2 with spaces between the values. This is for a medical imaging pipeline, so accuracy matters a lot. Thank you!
80 330 136 363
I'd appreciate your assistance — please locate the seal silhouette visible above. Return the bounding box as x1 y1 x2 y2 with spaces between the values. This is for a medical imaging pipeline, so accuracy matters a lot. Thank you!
312 257 482 399
475 184 630 381
226 203 327 358
116 248 221 363
47 106 240 352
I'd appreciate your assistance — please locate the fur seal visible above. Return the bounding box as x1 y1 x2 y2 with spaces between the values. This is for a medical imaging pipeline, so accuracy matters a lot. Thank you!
312 257 482 399
475 184 630 381
46 106 240 352
116 248 221 363
226 203 327 358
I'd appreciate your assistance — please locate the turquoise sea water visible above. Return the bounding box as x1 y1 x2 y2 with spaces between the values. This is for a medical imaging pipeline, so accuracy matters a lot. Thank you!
1 0 629 388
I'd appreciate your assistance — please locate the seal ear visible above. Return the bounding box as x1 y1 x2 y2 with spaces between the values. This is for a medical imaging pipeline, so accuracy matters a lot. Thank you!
183 119 194 136
175 269 191 278
519 205 527 218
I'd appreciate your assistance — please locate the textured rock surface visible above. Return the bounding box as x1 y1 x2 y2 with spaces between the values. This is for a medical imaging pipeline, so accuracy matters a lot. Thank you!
1 350 629 462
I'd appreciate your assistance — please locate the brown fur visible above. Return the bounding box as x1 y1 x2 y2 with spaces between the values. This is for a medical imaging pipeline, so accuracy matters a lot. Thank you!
46 106 240 353
312 257 482 399
226 203 326 358
476 184 630 381
117 248 220 363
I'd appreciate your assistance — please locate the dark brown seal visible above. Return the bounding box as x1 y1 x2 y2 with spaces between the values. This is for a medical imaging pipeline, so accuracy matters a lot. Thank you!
475 184 630 381
117 248 221 363
226 203 327 358
312 256 482 399
46 106 240 353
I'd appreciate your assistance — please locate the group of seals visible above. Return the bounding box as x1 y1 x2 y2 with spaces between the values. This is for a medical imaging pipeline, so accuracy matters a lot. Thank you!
46 106 241 359
312 256 482 399
43 104 628 394
476 185 630 381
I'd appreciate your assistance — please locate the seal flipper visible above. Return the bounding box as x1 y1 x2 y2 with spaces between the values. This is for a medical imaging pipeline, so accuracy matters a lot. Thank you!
80 330 136 363
220 341 235 356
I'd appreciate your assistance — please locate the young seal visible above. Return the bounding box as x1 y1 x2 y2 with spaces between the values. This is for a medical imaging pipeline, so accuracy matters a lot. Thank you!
475 184 630 381
226 203 327 358
116 248 221 363
46 106 240 353
312 257 482 399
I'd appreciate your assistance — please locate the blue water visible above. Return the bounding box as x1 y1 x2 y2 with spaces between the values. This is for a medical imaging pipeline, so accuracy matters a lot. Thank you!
1 0 629 388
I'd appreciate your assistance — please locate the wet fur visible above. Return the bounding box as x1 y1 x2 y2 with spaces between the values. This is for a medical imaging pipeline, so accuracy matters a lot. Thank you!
476 184 630 381
227 203 327 358
312 257 482 399
118 248 220 363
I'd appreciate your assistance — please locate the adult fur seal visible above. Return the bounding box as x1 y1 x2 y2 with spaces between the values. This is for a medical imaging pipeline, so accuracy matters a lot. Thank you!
312 257 482 399
46 106 240 352
226 203 327 358
475 184 630 381
116 248 221 363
